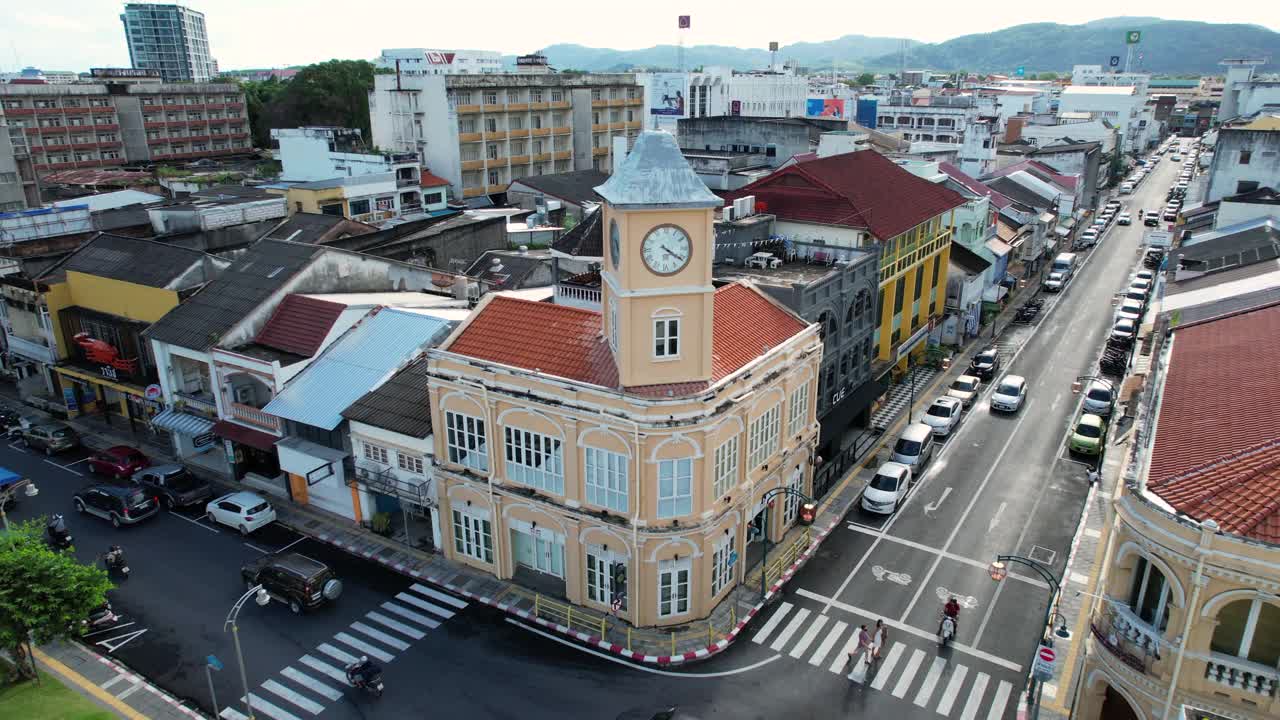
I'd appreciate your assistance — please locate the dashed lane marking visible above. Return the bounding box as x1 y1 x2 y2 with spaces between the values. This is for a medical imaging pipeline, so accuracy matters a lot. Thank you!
168 511 219 533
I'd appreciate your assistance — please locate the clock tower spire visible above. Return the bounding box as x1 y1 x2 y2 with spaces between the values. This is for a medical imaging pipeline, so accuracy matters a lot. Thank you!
594 133 723 388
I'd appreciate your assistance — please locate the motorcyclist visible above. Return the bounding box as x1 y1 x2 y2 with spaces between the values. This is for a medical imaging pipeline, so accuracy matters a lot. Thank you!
347 656 381 688
941 596 960 634
105 545 126 568
46 514 70 545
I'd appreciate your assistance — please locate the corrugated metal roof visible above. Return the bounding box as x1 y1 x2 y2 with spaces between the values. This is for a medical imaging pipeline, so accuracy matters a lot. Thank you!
263 308 455 430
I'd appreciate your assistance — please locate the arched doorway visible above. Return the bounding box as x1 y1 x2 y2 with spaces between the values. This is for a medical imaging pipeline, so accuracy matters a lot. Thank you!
1099 685 1140 720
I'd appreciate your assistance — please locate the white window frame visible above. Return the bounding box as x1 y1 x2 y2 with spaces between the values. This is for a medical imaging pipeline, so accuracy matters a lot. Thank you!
584 446 628 512
748 404 781 469
657 458 692 518
396 452 424 475
608 298 619 352
653 315 680 359
1213 598 1280 665
1128 556 1171 631
452 508 493 563
445 411 488 472
362 441 389 464
713 436 739 499
787 384 810 438
586 547 626 610
711 533 736 596
658 557 691 617
783 468 803 525
504 426 564 494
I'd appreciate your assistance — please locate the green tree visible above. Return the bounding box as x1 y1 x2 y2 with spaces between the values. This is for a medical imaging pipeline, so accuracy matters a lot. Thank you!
855 72 876 86
0 519 111 680
240 77 287 149
1036 72 1059 81
275 60 379 140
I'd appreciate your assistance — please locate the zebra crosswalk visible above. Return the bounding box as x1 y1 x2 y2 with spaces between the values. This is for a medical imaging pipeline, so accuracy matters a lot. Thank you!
752 601 1018 720
219 582 468 720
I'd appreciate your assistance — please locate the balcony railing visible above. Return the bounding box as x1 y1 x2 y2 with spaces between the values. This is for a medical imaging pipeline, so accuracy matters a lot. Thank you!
554 282 602 309
229 402 280 431
346 462 433 507
396 176 419 188
1204 653 1280 699
1091 603 1162 675
400 202 423 215
5 333 56 364
175 389 217 413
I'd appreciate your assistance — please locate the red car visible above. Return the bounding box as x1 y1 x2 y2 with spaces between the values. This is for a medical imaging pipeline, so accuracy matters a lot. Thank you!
88 446 150 479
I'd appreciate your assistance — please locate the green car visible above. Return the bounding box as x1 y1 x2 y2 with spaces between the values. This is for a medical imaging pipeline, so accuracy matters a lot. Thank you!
1070 414 1108 455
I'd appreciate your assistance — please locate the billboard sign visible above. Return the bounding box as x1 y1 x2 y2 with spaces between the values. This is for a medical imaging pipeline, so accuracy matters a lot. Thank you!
1110 55 1121 67
768 41 779 52
678 15 690 29
649 73 687 116
1126 30 1141 44
806 98 845 119
1015 65 1025 77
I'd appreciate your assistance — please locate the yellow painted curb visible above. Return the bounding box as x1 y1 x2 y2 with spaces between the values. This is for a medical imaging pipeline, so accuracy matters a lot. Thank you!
32 646 151 720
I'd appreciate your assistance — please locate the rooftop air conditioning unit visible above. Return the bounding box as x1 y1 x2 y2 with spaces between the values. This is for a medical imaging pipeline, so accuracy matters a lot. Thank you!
723 205 735 221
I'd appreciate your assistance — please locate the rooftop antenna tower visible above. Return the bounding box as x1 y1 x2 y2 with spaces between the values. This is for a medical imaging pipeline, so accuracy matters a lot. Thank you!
769 41 779 72
1123 29 1141 73
899 39 907 87
677 15 690 72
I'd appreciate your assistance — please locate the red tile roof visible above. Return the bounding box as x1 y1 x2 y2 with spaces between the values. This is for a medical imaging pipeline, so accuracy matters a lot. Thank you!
1147 304 1280 542
444 282 809 395
254 294 347 357
938 161 1013 209
419 171 450 188
725 150 966 240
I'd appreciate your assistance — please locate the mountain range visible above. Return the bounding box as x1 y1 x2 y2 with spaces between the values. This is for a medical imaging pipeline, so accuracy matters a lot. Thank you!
518 17 1280 75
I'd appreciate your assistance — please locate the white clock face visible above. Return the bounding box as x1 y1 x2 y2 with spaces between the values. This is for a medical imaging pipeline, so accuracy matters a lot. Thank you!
640 225 692 275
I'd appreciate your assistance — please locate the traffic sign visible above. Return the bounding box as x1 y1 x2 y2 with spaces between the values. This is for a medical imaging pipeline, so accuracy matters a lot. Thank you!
728 550 739 568
206 654 223 671
1032 644 1057 681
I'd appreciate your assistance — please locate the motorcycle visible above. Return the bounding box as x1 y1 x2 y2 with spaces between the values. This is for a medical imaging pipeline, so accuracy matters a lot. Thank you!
345 659 384 698
939 613 957 648
46 514 73 549
102 547 130 578
84 602 118 631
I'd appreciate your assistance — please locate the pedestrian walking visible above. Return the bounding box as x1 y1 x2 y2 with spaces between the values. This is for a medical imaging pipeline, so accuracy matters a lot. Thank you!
871 619 887 665
848 624 873 679
1087 466 1101 486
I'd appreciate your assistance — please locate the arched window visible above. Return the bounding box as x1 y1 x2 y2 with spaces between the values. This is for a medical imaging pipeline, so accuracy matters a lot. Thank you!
1128 556 1171 631
1210 599 1280 668
817 311 831 341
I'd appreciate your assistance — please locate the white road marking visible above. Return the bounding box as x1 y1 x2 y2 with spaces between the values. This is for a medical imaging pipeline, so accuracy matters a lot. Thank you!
987 680 1014 720
316 643 358 665
95 628 147 653
244 692 305 720
770 607 810 651
506 618 784 678
366 611 426 640
1084 528 1102 539
869 642 906 690
7 441 26 452
839 525 1049 589
115 681 144 699
381 601 441 630
922 487 952 517
334 632 394 662
64 457 90 466
788 613 828 659
298 656 348 686
1070 572 1090 585
45 459 82 476
100 673 130 690
243 543 269 553
871 565 912 586
276 536 306 554
808 620 847 667
795 588 1022 672
394 592 455 620
913 656 946 707
350 621 410 651
281 667 342 702
935 664 968 716
168 511 219 533
892 648 927 697
987 502 1007 533
750 601 793 645
410 583 467 610
262 679 325 714
84 621 134 637
959 672 990 720
219 707 249 720
829 633 862 675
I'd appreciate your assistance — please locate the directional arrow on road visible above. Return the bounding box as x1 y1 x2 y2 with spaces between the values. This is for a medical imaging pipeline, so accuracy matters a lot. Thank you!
988 501 1007 532
923 487 952 517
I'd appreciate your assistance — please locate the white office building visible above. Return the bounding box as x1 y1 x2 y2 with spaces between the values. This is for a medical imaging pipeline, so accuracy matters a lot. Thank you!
375 49 504 76
1058 85 1145 152
1071 65 1151 96
637 66 809 132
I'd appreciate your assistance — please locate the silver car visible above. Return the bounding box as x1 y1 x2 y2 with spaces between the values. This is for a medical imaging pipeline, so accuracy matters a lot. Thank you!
990 375 1027 413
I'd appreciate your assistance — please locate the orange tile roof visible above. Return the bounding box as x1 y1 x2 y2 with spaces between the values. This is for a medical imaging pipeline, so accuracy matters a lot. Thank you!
1147 303 1280 542
444 282 808 395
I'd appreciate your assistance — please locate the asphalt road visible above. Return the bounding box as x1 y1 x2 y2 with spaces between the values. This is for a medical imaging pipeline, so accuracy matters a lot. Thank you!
1 142 1186 720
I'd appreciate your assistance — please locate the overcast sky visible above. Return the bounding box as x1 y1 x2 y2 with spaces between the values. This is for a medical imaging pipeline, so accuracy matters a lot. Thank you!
0 1 1276 72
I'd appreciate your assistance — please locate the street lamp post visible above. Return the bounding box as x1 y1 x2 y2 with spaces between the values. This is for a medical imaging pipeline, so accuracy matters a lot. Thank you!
758 486 817 603
988 555 1065 720
0 478 39 543
223 585 270 719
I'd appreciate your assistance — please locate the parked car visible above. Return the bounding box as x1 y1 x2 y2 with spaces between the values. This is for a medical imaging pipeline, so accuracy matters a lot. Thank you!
1116 298 1146 323
1043 271 1066 292
890 423 935 471
241 552 343 614
1111 319 1138 345
1082 381 1116 416
130 464 212 509
1134 269 1155 283
860 462 914 515
1144 213 1160 227
1130 278 1152 293
1116 212 1131 226
968 349 1002 381
947 375 982 407
1070 414 1108 455
88 446 150 479
921 396 964 437
206 491 277 535
72 484 159 528
18 423 79 455
1078 228 1099 247
1124 287 1149 307
990 375 1027 413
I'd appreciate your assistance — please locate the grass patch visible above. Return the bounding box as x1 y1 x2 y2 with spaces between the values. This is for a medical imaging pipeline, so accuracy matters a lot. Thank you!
0 659 115 720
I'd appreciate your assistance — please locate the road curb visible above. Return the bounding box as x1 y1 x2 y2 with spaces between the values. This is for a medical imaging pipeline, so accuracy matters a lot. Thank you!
33 643 206 720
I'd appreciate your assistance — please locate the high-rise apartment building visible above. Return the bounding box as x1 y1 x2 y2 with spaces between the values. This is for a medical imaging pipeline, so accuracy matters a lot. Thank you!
120 3 217 83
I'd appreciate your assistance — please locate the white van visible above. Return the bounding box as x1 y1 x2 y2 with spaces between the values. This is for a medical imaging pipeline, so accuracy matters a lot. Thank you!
890 423 936 472
1052 252 1079 278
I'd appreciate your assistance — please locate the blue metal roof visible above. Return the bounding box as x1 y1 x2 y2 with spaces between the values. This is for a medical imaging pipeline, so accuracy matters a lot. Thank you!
263 308 455 430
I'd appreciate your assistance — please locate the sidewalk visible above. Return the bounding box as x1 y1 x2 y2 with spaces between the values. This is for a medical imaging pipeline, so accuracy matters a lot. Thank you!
3 277 1042 668
34 640 204 720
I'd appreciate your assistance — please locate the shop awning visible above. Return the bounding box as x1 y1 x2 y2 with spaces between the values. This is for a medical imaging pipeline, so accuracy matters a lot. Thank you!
983 285 1009 303
212 420 279 452
151 409 215 436
53 365 147 398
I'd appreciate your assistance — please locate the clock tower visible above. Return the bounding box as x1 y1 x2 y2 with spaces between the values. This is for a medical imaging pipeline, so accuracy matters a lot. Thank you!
595 132 724 388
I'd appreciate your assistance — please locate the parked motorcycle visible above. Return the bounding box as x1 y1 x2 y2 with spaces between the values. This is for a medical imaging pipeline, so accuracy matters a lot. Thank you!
102 546 130 578
83 602 118 632
46 514 73 549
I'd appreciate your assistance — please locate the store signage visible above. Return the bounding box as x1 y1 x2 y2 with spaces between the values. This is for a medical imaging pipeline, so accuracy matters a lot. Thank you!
100 365 118 381
144 384 163 400
74 333 138 373
62 387 78 412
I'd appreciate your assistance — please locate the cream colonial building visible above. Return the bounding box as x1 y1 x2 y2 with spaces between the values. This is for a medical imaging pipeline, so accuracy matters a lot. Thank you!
1077 304 1280 720
425 132 822 627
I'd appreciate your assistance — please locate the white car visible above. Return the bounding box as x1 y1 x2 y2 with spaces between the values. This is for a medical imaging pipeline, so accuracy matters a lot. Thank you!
1082 380 1116 416
1111 318 1137 343
1044 271 1066 292
1078 229 1099 247
206 491 277 535
921 396 964 437
1130 278 1152 293
1117 212 1132 225
1134 269 1154 283
861 462 913 515
947 375 981 407
990 375 1027 413
1116 298 1145 323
